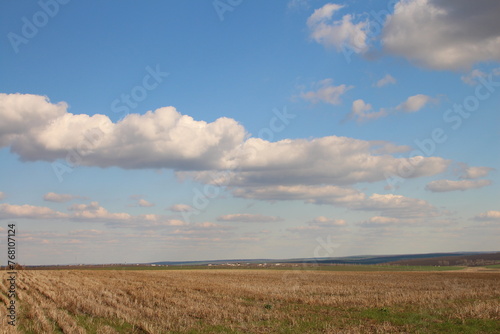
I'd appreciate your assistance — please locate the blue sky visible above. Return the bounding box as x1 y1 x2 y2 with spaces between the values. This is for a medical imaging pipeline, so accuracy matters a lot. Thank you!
1 0 499 265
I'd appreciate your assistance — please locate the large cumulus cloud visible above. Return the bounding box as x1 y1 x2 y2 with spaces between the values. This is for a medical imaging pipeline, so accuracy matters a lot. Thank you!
1 93 449 187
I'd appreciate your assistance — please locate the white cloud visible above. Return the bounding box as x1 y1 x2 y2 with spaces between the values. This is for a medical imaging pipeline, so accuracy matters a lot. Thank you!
217 213 283 223
461 69 488 86
0 93 246 170
396 94 431 112
128 195 155 207
358 215 452 228
69 201 132 221
307 216 346 227
425 179 492 192
288 216 346 232
382 0 500 70
473 210 500 222
231 184 365 204
140 219 187 228
346 99 387 122
307 3 343 25
374 74 396 87
300 79 353 105
67 202 183 228
307 3 369 54
169 204 195 212
0 203 69 219
232 185 441 219
353 193 441 218
1 93 450 189
43 192 80 203
218 137 449 186
0 200 186 230
137 199 155 207
459 166 494 179
0 192 5 200
0 93 67 147
346 95 431 122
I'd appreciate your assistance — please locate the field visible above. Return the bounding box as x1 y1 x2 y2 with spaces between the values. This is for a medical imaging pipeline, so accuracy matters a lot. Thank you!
1 268 499 333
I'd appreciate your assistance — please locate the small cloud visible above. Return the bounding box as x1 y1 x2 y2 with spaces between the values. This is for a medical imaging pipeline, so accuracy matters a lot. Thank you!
461 69 487 86
43 192 81 203
0 192 5 201
396 94 431 113
0 203 68 219
307 3 369 54
346 99 387 122
196 222 222 228
461 68 500 86
359 216 400 227
69 201 132 221
169 204 195 212
128 195 155 207
217 213 283 223
345 94 432 123
138 199 155 207
374 74 396 88
145 219 187 227
473 210 500 222
299 79 353 105
69 201 100 212
307 216 346 227
164 219 187 226
459 166 494 179
425 179 492 192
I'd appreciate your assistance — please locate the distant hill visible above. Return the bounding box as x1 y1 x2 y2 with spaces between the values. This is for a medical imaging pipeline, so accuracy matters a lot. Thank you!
152 251 497 266
20 251 500 269
387 252 500 266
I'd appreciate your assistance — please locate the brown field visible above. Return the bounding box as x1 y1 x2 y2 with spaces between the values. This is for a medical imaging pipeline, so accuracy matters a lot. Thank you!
1 269 499 333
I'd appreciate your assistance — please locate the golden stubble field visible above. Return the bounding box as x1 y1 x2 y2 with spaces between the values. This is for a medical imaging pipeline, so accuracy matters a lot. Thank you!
0 269 499 333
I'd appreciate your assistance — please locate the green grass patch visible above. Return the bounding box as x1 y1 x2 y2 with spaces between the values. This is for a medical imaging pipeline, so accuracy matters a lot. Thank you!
74 313 147 333
171 324 241 334
356 307 500 333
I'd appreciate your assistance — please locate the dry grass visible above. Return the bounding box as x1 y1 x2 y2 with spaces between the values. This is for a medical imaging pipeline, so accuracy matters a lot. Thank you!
1 269 499 333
